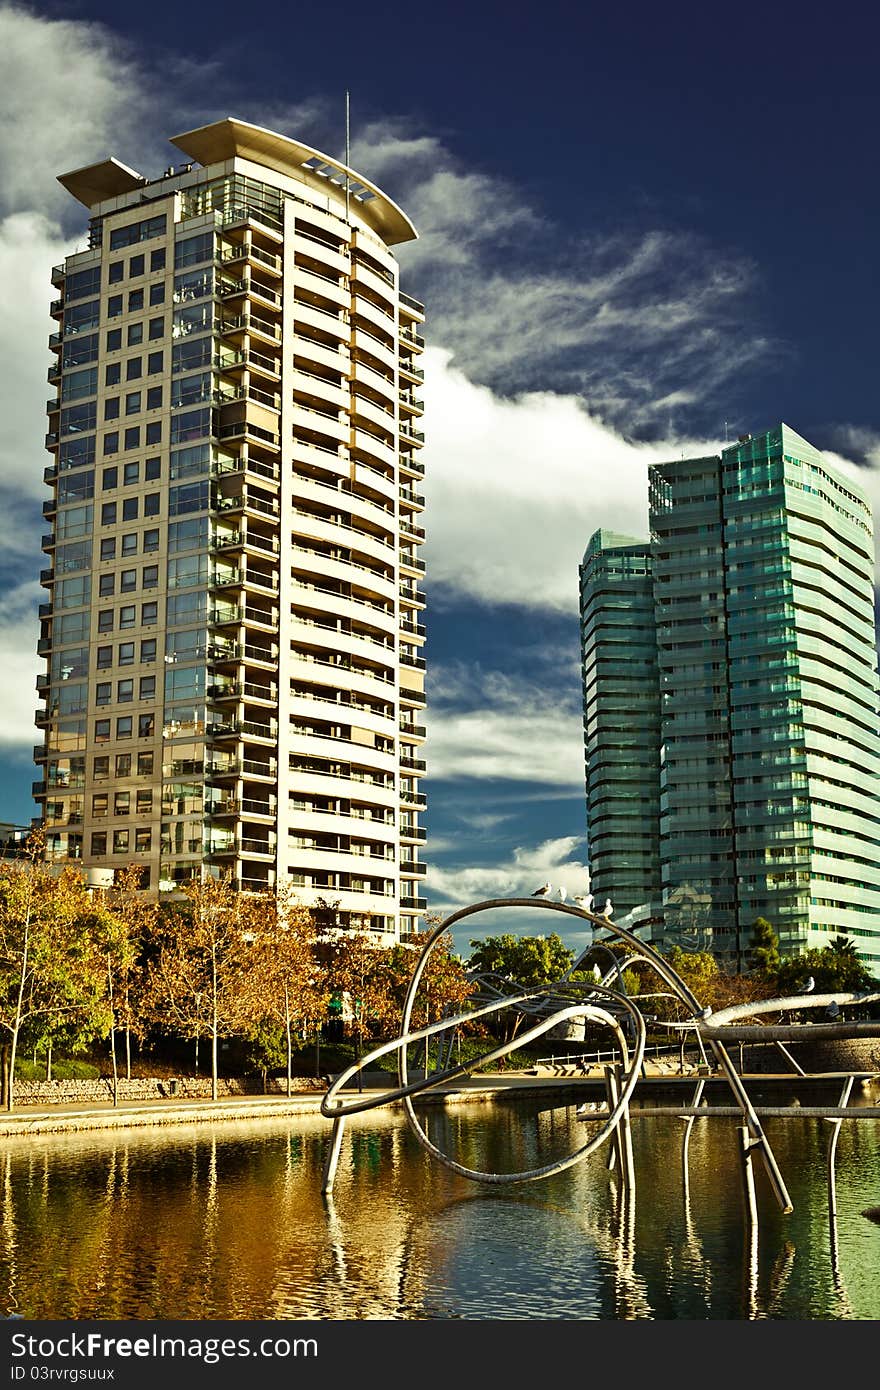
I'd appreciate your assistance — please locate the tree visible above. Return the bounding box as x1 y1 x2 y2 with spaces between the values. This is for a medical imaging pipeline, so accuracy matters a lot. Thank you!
749 918 781 976
103 864 159 1081
325 932 397 1051
467 933 575 1042
240 888 328 1095
775 937 876 996
387 934 472 1074
142 874 256 1100
0 834 110 1111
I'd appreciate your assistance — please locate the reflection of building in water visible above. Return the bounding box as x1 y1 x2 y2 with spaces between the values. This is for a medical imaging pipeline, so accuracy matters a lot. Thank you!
580 424 880 969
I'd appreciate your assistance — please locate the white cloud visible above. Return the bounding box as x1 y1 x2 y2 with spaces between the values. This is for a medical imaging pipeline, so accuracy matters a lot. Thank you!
0 580 41 748
421 347 719 611
425 833 589 921
425 665 585 786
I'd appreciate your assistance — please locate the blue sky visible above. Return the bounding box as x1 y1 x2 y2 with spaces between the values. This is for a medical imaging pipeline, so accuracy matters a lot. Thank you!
2 0 880 949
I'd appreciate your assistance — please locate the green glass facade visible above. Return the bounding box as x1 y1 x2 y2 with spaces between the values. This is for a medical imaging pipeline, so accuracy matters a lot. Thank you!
579 530 661 918
581 425 880 969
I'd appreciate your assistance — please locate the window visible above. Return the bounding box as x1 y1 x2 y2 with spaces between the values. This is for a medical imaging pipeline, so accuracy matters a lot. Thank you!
127 322 143 345
92 793 108 817
129 254 145 278
115 753 131 777
95 719 110 742
135 829 152 853
102 466 118 489
98 609 113 633
139 675 156 700
122 498 139 521
124 426 140 450
118 642 135 666
123 462 139 485
114 791 130 816
145 422 162 445
113 829 130 853
103 432 119 456
146 386 163 410
119 605 136 628
106 328 122 352
136 790 152 815
121 533 137 556
125 391 141 415
149 283 165 306
105 363 121 386
120 569 137 593
96 645 112 669
142 565 159 589
109 214 166 250
144 492 160 516
117 678 133 703
104 398 120 421
107 294 123 318
140 638 156 663
93 755 109 779
95 682 111 705
126 357 142 381
98 575 114 597
116 716 132 739
145 457 161 481
137 751 153 776
99 538 116 561
147 351 163 374
141 601 158 625
91 832 107 855
101 502 117 525
108 262 124 285
138 712 155 738
143 528 160 552
148 316 164 340
128 289 144 312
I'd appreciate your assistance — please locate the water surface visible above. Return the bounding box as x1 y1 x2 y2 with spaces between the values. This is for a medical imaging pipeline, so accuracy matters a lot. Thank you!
1 1098 878 1319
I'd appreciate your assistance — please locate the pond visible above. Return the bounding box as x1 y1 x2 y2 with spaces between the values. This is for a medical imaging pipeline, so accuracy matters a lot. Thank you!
1 1097 878 1319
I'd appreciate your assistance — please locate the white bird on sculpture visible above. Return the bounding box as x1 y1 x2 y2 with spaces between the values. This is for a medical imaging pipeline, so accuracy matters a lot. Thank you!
796 976 815 995
602 898 614 917
557 886 567 903
591 964 602 982
531 883 551 898
574 893 593 912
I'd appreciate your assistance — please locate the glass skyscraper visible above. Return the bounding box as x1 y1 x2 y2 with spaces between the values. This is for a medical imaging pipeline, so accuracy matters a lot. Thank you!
580 424 880 969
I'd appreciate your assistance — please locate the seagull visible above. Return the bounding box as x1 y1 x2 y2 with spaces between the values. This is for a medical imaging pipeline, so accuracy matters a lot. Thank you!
531 883 552 898
574 893 593 912
795 976 815 995
592 964 602 982
557 886 567 903
602 898 614 917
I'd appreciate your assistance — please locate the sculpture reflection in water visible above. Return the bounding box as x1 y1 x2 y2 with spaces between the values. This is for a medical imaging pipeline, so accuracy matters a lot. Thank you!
321 895 880 1296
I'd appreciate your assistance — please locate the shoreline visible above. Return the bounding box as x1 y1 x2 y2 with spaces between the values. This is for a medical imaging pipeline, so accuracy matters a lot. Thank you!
1 1070 876 1136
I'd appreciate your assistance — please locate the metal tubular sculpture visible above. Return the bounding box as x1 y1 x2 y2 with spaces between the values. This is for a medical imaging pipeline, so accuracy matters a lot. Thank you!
320 897 880 1210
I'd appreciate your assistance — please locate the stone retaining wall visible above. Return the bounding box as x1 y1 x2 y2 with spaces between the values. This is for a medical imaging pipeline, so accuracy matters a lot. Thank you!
11 1075 327 1105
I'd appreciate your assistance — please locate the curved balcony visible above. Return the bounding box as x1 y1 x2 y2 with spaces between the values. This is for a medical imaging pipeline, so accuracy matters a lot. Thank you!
293 300 348 342
293 332 350 377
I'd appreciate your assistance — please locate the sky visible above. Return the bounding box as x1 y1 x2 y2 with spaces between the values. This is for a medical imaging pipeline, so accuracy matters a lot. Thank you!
2 0 880 952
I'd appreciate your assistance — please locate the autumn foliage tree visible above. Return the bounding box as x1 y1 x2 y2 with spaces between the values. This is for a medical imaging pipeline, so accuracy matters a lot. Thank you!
0 833 112 1110
241 887 328 1095
142 873 257 1100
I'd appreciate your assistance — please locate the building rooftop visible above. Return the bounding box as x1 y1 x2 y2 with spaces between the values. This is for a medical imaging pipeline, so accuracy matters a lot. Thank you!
57 117 418 247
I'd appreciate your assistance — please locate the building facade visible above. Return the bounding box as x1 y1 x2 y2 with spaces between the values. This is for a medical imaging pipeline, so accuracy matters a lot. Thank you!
581 424 880 969
36 118 427 939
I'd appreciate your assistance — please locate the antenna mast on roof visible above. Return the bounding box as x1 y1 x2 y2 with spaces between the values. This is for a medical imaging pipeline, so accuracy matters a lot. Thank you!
345 90 351 220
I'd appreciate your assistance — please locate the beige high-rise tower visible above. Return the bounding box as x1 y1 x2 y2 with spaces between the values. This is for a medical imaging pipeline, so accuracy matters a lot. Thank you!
36 118 427 939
